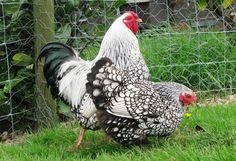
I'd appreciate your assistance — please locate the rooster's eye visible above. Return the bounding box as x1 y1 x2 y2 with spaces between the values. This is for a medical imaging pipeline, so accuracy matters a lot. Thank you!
125 16 132 21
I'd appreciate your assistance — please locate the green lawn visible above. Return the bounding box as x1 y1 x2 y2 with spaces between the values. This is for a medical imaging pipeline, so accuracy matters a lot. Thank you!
0 103 236 161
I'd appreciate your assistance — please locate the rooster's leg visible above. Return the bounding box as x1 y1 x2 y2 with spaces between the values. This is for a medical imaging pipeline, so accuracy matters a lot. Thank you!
76 128 86 148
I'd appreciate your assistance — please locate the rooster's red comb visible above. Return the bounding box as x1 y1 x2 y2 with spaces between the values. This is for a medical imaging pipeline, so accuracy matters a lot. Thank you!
124 11 139 18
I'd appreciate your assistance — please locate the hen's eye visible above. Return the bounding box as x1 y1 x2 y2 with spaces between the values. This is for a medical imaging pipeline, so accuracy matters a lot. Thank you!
186 94 191 98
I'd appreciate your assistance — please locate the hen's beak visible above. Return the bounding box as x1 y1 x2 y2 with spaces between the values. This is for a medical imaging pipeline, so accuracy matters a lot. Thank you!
137 18 142 23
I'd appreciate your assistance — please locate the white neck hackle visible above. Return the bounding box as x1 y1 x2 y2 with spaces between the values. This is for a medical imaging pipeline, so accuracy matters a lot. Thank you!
94 13 142 70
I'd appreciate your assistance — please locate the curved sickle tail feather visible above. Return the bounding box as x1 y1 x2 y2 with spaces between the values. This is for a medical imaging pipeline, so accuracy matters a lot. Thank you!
37 42 78 97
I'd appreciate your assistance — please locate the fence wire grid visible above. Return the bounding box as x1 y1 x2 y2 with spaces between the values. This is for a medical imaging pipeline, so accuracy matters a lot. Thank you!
0 0 236 137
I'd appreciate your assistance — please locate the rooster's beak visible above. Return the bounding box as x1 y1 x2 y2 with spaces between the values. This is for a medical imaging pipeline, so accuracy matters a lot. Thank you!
137 18 142 23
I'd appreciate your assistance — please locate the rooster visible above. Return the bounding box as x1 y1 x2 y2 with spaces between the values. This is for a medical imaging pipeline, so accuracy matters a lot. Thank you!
38 11 149 147
86 58 197 144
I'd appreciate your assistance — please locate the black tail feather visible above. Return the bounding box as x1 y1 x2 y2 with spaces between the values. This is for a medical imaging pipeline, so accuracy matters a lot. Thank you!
37 42 77 97
38 42 76 61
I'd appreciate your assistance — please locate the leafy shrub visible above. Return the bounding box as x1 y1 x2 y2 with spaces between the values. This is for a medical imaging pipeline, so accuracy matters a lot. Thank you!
0 0 35 133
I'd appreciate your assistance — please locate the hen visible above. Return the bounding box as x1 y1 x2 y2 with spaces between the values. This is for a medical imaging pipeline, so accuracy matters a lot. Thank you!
86 58 197 144
38 11 149 147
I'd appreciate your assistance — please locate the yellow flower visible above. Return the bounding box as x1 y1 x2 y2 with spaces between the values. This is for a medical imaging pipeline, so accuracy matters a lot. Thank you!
185 113 192 117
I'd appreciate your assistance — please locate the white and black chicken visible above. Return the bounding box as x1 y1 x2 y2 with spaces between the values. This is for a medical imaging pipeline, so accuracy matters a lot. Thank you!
86 58 197 144
38 11 149 147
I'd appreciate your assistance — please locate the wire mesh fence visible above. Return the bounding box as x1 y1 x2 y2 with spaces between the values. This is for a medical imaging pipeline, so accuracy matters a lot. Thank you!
0 0 236 138
0 0 35 139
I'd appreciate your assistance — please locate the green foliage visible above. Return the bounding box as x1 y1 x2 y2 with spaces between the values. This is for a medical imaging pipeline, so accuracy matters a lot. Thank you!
0 0 35 133
3 78 25 93
0 51 5 56
197 0 208 10
12 53 33 66
3 68 34 94
197 0 235 10
0 90 7 102
2 0 25 15
223 0 235 8
68 0 80 6
58 100 74 118
55 23 72 43
0 103 236 160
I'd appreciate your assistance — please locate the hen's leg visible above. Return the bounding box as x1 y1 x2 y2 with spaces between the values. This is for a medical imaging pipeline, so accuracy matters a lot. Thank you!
76 128 86 148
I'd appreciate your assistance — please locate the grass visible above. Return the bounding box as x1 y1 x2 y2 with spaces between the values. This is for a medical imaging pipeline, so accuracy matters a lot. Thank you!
1 103 236 161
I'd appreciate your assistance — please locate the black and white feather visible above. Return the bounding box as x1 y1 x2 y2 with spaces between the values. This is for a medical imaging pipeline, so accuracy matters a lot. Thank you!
86 58 196 144
38 12 150 130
